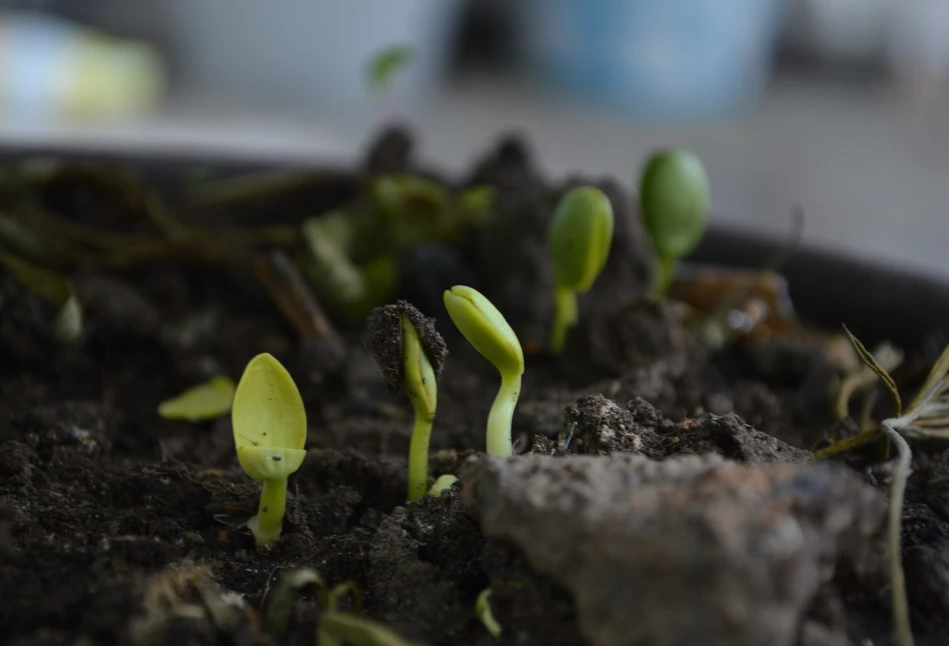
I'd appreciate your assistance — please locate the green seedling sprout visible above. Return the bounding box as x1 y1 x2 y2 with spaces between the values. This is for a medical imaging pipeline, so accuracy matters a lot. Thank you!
158 376 236 421
639 149 710 297
231 353 307 549
429 474 458 496
263 568 418 645
476 588 502 638
443 285 524 456
366 301 448 502
366 45 415 96
546 186 614 354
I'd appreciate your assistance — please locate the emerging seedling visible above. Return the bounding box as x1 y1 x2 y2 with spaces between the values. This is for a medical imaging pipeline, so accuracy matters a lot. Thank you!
429 474 458 497
639 149 709 297
263 568 418 645
546 186 614 354
366 301 448 501
443 286 524 456
476 588 502 638
232 353 307 549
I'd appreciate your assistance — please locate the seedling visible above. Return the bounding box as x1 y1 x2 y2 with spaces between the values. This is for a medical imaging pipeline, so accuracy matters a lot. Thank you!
263 568 418 645
300 177 494 321
443 285 524 456
231 353 307 548
158 376 236 421
476 588 502 638
816 327 949 646
639 149 709 297
366 45 415 96
546 186 614 354
429 474 458 496
366 301 447 501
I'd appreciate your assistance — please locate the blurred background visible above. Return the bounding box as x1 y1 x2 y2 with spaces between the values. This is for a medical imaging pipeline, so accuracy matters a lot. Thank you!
2 0 948 278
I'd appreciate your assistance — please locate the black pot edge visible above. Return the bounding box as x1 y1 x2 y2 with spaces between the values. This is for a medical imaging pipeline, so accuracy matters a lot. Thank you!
695 223 949 347
2 145 946 347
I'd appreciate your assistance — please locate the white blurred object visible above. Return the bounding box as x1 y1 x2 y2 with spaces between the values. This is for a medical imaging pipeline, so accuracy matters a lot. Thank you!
0 11 166 120
165 0 463 118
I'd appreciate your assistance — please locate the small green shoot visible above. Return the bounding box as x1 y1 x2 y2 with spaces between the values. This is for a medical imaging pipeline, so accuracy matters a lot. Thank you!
158 376 236 421
443 285 524 456
546 186 614 354
366 302 447 501
262 567 418 646
476 588 502 638
367 45 415 95
232 353 307 549
429 474 458 496
639 149 709 297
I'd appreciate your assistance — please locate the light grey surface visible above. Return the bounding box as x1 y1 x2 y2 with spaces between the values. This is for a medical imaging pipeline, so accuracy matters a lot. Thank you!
2 74 947 278
404 75 949 280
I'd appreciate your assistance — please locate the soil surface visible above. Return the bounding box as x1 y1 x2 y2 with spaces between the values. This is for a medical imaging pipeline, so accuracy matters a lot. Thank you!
2 128 949 646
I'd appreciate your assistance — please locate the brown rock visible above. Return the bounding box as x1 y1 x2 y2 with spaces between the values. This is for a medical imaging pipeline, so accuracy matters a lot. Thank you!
461 453 885 646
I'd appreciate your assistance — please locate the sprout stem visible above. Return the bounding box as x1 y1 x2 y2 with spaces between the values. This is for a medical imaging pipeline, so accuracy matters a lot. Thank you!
549 285 578 354
407 412 433 502
649 256 677 298
249 479 288 547
487 373 521 456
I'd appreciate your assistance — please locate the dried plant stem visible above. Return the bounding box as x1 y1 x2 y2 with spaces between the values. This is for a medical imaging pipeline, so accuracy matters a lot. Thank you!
880 419 914 646
812 428 882 459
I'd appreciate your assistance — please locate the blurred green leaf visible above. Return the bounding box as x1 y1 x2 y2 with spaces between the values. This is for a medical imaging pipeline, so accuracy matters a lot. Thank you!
0 249 73 306
367 45 415 95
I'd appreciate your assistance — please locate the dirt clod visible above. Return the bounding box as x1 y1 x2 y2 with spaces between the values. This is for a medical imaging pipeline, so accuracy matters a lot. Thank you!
462 453 886 646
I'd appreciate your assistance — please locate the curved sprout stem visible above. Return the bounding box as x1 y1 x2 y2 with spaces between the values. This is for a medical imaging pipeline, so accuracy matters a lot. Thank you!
487 373 522 456
549 285 577 354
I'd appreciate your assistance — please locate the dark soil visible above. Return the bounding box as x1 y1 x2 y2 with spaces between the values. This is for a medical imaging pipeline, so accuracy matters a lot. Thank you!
1 128 948 646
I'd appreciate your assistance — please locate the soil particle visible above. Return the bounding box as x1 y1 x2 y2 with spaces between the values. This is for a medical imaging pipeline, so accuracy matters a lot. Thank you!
462 453 886 646
552 394 812 464
363 126 415 176
367 490 485 644
75 272 163 341
466 134 539 192
398 244 480 328
920 448 949 521
365 300 448 396
576 296 692 377
480 539 586 646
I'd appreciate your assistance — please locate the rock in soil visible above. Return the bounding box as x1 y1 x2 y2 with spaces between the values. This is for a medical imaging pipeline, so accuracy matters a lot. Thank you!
462 453 886 646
